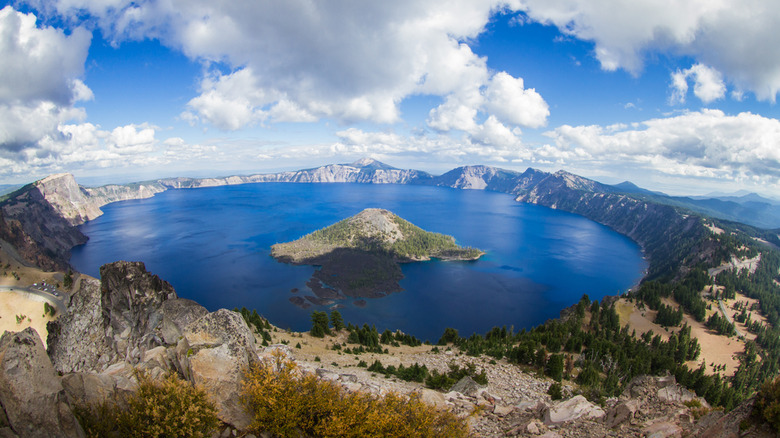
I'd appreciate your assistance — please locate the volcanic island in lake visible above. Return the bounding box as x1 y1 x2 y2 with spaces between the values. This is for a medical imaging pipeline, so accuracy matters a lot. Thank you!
271 208 484 308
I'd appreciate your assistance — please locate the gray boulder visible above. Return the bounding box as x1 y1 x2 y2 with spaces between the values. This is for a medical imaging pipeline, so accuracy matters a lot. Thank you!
176 309 259 429
543 395 606 425
658 385 696 404
0 328 84 438
47 277 112 373
161 298 208 345
449 376 484 397
606 399 640 428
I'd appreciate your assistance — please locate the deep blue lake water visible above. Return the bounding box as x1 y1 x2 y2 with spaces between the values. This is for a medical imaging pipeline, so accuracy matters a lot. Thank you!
70 183 647 341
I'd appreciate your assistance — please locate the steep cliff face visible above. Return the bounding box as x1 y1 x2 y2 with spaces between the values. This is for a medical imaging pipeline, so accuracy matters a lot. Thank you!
34 173 104 226
515 171 709 279
426 165 710 278
35 173 166 226
0 184 87 271
84 181 166 214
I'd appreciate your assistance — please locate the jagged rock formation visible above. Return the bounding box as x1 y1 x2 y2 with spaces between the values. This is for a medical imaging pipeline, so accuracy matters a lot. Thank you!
47 261 176 372
99 261 177 363
45 261 259 429
0 328 84 438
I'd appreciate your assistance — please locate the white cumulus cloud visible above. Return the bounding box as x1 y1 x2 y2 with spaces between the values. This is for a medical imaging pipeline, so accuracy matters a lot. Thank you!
543 109 780 183
670 64 726 104
31 0 550 132
0 6 92 153
517 0 780 101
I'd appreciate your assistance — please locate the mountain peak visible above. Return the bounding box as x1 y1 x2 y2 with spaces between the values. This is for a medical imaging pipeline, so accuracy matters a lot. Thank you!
348 158 396 170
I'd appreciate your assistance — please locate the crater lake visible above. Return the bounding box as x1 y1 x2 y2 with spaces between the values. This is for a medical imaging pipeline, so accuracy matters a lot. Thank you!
70 183 647 341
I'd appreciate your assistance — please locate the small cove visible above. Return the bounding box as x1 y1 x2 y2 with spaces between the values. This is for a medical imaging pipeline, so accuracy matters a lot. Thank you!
70 183 647 341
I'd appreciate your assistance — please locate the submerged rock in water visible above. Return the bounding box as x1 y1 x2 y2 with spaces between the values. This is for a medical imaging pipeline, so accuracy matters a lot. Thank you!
289 296 311 309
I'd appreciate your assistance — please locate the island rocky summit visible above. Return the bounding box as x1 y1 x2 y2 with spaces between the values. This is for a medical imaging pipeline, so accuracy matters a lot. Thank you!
272 208 483 305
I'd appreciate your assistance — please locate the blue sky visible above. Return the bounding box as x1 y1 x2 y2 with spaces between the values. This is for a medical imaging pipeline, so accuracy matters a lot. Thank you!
1 1 780 197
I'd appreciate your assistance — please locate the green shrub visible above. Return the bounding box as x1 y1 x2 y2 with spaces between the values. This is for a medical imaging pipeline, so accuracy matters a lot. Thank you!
548 382 563 400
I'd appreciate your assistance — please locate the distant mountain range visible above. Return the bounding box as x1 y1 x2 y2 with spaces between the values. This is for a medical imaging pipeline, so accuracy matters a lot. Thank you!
608 181 780 230
2 158 778 280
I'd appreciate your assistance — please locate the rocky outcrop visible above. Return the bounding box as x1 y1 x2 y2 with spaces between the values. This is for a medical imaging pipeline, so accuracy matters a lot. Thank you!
47 261 261 429
48 261 177 373
99 261 177 363
174 309 259 429
0 328 84 438
47 276 111 373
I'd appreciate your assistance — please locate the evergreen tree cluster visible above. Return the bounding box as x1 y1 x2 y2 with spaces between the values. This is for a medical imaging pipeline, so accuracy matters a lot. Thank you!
429 294 765 409
654 304 683 327
235 307 273 346
706 312 736 337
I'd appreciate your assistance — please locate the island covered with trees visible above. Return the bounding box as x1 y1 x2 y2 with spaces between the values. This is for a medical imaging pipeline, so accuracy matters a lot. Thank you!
271 208 483 303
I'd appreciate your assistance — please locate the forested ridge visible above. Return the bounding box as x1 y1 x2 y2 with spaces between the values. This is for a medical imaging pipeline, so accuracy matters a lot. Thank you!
297 218 780 413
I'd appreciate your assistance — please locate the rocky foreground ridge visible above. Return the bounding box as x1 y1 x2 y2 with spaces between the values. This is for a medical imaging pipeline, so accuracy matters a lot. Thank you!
0 261 772 437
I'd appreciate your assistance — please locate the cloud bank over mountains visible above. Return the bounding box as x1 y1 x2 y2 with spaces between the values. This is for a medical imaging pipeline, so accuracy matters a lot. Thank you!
1 1 779 193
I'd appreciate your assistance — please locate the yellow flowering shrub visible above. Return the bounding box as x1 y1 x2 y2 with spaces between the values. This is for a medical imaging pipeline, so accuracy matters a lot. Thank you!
241 353 469 438
74 372 219 438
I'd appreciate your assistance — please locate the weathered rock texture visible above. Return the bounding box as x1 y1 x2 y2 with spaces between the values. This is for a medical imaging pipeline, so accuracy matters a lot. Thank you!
46 261 259 429
161 298 209 345
0 328 84 438
174 309 260 429
46 276 110 373
48 261 177 373
99 261 177 363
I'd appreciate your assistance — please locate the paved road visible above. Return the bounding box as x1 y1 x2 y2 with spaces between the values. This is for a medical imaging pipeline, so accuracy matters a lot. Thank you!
718 299 745 339
0 286 67 315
